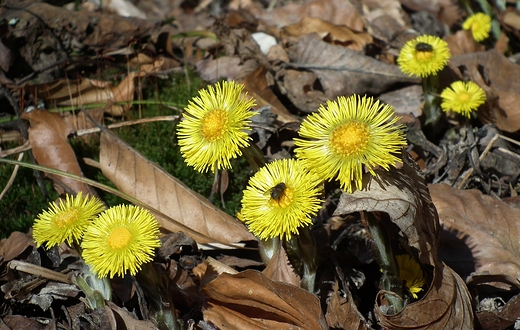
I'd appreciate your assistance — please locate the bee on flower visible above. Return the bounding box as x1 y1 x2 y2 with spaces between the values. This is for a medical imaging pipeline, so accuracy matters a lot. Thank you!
397 35 451 78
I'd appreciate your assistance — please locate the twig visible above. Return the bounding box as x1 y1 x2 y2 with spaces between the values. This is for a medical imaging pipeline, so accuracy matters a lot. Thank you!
8 260 72 284
457 134 499 189
0 152 24 200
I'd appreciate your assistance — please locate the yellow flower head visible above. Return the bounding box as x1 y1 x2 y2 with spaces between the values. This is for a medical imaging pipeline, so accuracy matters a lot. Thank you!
177 81 257 173
294 95 406 193
440 81 486 118
396 255 426 299
32 192 105 249
462 13 491 42
239 159 323 240
81 205 161 278
397 35 451 78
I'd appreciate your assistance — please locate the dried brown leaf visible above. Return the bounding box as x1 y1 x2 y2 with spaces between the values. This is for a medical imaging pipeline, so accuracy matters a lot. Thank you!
256 0 365 32
0 232 34 263
430 183 520 288
202 270 327 330
281 17 372 51
449 49 520 133
262 246 300 286
334 153 474 327
107 301 158 330
444 30 485 56
279 35 418 113
99 130 255 244
325 282 368 330
375 263 474 329
243 65 298 124
21 110 95 195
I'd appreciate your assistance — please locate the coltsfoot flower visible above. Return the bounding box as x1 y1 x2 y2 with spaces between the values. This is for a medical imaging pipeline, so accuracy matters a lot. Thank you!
463 13 492 42
397 35 451 78
396 254 426 299
294 95 406 193
177 81 256 173
440 81 486 118
32 192 105 249
239 159 323 240
81 205 161 278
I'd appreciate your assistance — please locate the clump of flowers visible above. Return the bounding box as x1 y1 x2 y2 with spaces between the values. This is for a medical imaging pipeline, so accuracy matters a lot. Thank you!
294 95 406 193
396 254 426 299
462 13 492 42
440 81 486 118
397 35 451 78
239 159 323 240
81 205 161 278
176 81 257 173
32 192 105 249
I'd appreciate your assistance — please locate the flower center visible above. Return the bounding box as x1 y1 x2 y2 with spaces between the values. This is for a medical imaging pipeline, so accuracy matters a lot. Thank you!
269 185 294 208
458 92 470 103
415 50 434 61
330 121 370 156
200 108 228 141
54 208 79 227
107 226 132 250
471 22 480 32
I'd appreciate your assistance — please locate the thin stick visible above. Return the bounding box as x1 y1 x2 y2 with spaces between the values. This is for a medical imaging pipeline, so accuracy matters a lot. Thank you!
457 134 499 189
0 152 24 200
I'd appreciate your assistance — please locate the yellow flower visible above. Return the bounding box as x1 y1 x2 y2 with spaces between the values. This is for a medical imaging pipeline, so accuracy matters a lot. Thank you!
294 95 406 193
440 81 486 118
397 35 451 78
463 13 491 42
81 205 161 278
396 255 426 299
32 192 105 249
239 159 323 240
177 81 257 173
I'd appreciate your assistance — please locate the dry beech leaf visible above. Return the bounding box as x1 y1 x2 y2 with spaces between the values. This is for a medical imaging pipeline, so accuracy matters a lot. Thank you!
449 50 520 133
243 65 298 124
21 110 95 195
281 17 372 51
325 282 368 330
99 130 255 244
375 263 474 329
31 60 163 116
280 35 418 113
430 183 520 288
202 269 327 330
256 0 365 32
106 301 158 330
262 246 300 287
444 30 485 56
334 152 474 328
0 232 35 263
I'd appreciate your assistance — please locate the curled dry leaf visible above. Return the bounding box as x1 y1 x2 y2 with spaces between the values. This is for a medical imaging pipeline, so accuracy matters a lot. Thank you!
281 17 372 52
375 263 474 329
99 130 255 244
202 269 327 330
334 152 473 328
449 49 520 133
21 110 96 196
430 183 520 288
262 246 300 287
31 60 163 116
279 35 418 113
325 282 368 330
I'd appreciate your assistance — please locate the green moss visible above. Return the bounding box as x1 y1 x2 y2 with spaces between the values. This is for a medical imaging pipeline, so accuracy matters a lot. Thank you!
0 154 58 239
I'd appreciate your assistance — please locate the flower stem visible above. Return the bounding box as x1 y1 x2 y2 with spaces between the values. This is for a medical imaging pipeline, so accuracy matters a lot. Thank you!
285 226 318 292
422 74 441 129
364 212 403 313
241 143 266 172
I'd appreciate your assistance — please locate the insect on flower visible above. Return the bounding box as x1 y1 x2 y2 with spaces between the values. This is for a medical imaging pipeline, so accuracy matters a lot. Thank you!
268 182 287 206
415 42 433 52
